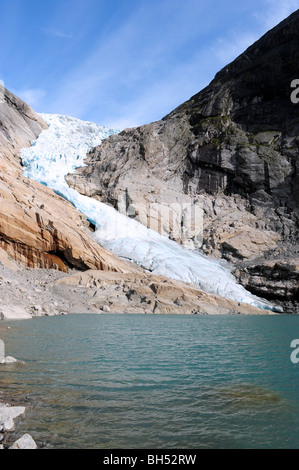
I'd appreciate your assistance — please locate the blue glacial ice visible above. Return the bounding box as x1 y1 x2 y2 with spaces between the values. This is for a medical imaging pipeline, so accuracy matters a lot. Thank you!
20 113 279 312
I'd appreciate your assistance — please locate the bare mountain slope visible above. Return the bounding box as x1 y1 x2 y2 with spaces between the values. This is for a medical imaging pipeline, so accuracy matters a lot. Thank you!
66 11 299 310
0 85 137 273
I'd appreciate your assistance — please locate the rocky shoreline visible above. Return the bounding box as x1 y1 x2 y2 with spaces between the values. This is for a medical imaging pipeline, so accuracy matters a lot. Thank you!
0 389 37 449
0 255 285 317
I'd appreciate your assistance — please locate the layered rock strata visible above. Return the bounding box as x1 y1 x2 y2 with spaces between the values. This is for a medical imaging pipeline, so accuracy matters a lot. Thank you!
0 86 138 274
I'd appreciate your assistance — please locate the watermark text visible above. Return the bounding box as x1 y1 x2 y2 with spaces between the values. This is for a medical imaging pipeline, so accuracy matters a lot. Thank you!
290 339 299 364
290 79 299 104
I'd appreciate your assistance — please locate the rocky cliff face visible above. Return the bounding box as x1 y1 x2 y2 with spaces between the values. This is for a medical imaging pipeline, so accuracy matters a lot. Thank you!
66 11 299 310
0 85 138 273
0 86 276 317
0 86 47 167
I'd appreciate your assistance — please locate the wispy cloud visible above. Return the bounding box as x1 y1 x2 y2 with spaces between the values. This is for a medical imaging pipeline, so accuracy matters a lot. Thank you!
45 2 212 126
15 89 46 108
212 32 259 66
27 0 299 129
255 0 299 30
211 0 299 67
42 28 73 39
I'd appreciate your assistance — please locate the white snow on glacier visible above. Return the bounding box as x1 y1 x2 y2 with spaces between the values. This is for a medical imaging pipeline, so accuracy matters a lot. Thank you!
20 113 279 312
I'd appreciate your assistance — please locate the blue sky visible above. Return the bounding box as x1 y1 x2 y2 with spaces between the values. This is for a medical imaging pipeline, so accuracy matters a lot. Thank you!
0 0 298 129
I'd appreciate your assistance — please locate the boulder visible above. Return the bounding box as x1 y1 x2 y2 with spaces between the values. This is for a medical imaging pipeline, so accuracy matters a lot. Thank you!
0 306 32 320
0 404 25 432
9 434 37 450
1 356 25 365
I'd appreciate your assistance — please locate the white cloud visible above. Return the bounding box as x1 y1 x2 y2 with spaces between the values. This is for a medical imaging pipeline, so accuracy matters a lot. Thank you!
104 57 211 129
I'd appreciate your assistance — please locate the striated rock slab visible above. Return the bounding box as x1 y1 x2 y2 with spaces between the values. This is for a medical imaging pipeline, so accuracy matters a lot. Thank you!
200 194 281 261
0 248 19 271
0 262 279 319
58 270 277 315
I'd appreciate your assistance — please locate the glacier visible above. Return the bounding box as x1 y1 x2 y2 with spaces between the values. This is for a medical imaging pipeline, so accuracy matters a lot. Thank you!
20 113 279 312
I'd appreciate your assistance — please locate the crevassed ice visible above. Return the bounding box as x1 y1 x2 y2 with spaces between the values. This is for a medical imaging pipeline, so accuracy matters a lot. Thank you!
21 113 278 312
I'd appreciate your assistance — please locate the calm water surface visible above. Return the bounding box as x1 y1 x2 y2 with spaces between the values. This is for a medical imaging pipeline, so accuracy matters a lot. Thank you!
1 314 299 449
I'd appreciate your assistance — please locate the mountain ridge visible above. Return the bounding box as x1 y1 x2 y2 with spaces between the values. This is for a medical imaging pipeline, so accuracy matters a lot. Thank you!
66 10 299 311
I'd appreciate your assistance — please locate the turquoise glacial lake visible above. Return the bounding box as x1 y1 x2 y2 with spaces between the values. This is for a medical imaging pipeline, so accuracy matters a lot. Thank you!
1 314 299 449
